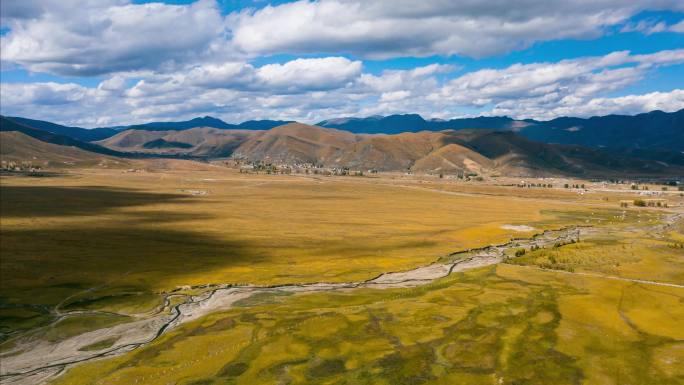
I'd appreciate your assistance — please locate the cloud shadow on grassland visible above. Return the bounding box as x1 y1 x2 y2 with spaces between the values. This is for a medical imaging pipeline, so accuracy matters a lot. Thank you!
0 185 265 308
0 185 193 218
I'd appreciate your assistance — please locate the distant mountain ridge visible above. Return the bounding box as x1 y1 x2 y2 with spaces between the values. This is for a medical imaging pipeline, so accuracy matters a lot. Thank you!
317 114 515 134
518 109 684 152
318 109 684 152
1 115 292 140
119 116 293 132
3 108 683 153
0 116 125 157
6 116 118 142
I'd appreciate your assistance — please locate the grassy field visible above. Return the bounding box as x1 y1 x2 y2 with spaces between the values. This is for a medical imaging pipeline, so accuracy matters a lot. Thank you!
1 164 682 385
508 227 684 284
51 262 684 385
0 166 602 336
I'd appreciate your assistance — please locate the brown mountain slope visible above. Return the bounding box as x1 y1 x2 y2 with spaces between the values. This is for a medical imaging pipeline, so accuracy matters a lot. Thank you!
96 129 167 149
439 129 683 177
438 130 576 176
412 143 494 174
97 127 260 157
1 131 126 168
233 123 358 164
338 131 443 171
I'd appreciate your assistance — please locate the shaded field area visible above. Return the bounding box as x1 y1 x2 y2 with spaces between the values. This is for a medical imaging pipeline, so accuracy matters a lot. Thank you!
51 263 684 385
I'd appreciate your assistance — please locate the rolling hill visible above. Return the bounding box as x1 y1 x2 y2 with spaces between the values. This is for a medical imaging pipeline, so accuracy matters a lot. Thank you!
97 127 260 158
0 116 126 157
232 123 359 164
3 116 118 142
0 131 125 167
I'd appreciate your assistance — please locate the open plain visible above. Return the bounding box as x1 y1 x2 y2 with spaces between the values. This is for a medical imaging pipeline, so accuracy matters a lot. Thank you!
1 162 682 385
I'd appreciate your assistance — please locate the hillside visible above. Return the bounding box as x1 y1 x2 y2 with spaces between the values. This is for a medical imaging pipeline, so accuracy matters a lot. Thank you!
233 123 358 164
0 131 125 168
3 116 118 142
98 127 260 158
517 109 684 151
0 117 126 157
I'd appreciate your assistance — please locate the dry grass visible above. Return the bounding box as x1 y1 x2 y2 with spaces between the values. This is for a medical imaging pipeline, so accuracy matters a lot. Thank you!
1 167 590 312
51 263 684 385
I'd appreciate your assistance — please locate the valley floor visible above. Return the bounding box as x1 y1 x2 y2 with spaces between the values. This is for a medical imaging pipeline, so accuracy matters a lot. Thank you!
1 163 683 385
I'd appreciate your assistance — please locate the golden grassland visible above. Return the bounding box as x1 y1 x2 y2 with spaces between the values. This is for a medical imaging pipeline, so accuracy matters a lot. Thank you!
51 261 684 385
1 163 682 385
509 228 684 284
0 167 607 322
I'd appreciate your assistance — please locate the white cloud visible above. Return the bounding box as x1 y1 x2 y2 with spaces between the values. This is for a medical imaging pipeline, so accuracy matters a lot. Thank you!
1 0 225 76
431 49 684 107
255 57 362 92
229 0 684 59
669 19 684 32
1 82 87 105
98 76 127 92
2 49 684 126
620 20 668 35
490 89 684 119
3 0 683 78
380 90 411 102
621 17 684 34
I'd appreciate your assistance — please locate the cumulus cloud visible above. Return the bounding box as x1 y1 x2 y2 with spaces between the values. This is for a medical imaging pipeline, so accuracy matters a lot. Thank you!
490 89 684 119
0 56 370 125
1 0 225 76
256 57 362 92
429 49 684 112
669 19 684 32
128 56 362 97
229 0 684 59
3 48 684 125
2 0 684 78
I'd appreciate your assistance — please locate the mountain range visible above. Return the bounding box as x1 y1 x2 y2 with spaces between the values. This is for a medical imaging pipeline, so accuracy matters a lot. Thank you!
3 109 682 152
317 110 684 152
3 114 683 178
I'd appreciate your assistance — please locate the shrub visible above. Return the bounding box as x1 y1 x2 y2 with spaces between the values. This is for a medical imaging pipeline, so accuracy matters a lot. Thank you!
633 199 646 207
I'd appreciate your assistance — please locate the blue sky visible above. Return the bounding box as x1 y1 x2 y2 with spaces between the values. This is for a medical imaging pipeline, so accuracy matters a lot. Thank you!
1 0 683 127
